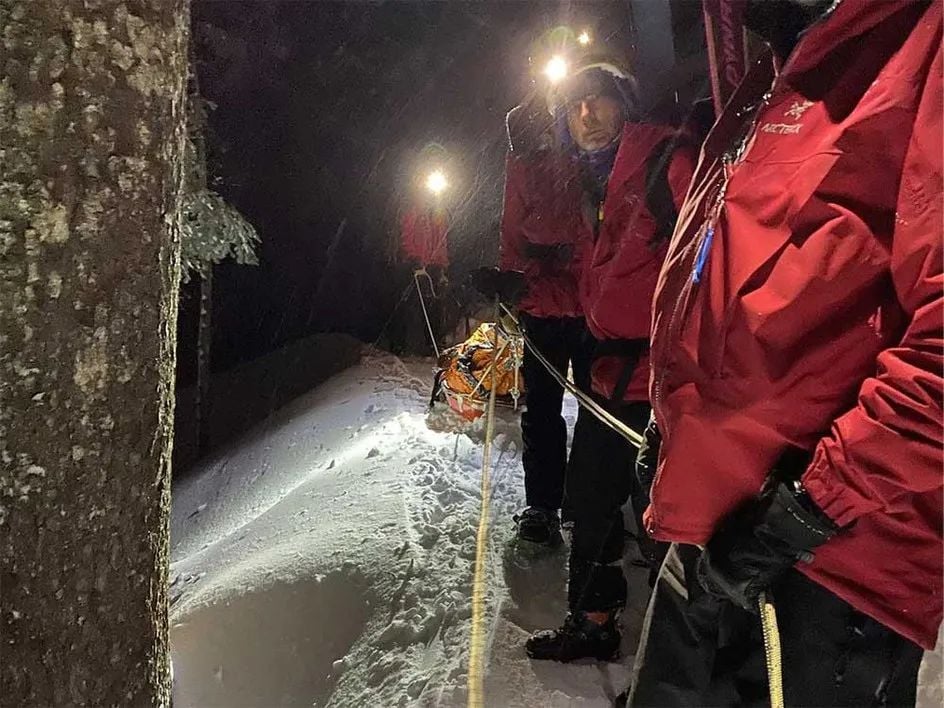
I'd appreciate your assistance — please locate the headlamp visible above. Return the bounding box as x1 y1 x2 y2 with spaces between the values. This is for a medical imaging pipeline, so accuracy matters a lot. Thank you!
543 55 568 84
425 169 448 195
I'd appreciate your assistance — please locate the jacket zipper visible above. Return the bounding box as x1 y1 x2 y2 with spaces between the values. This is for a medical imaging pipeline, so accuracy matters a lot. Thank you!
654 83 777 375
649 86 779 530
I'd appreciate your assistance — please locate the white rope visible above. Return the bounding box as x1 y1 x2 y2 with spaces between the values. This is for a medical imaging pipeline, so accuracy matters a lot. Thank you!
414 269 440 358
499 303 644 449
504 302 786 706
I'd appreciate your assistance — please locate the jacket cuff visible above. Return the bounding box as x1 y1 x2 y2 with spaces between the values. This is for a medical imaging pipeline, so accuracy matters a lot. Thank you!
800 446 882 529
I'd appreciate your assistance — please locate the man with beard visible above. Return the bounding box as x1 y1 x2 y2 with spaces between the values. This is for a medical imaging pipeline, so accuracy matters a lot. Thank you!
525 52 696 662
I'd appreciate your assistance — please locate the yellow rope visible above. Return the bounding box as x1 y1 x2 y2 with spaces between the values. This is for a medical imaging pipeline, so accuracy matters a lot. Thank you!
467 298 501 708
759 592 785 708
470 302 782 708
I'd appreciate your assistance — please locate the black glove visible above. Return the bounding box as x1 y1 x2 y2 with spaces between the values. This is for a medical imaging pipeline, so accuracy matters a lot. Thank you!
522 242 574 263
506 99 553 155
697 472 839 611
635 413 662 497
469 267 528 304
632 414 665 576
426 265 448 291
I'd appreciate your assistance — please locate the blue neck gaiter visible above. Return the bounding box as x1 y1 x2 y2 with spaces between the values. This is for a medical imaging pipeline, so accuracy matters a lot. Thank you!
581 136 620 194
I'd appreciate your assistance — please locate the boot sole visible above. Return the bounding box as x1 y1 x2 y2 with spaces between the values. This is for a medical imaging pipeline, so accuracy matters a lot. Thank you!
514 529 564 547
525 648 622 663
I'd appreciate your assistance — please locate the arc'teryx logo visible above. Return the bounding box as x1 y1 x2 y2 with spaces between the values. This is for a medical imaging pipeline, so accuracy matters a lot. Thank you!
784 100 814 120
762 123 802 135
761 100 815 135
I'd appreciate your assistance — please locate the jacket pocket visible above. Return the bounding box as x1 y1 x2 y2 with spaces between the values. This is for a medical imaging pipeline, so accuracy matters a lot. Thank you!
706 150 845 379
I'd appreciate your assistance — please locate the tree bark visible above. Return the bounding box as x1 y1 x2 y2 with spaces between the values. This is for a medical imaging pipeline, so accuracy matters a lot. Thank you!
0 1 188 705
196 268 212 455
189 60 212 459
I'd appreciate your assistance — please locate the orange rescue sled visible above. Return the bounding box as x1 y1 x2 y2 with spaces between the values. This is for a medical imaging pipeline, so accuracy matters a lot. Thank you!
431 322 525 421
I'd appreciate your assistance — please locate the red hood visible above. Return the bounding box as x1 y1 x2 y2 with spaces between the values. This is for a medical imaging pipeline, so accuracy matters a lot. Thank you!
783 0 925 77
607 123 679 190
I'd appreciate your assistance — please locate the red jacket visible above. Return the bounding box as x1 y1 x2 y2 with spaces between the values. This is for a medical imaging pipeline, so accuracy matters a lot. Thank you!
400 206 448 268
499 153 583 318
579 122 696 401
646 0 942 649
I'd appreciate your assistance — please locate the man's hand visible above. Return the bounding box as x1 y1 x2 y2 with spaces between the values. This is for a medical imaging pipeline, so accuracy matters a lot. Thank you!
633 414 664 573
635 414 661 497
469 267 528 305
697 475 839 611
431 266 448 291
522 242 574 263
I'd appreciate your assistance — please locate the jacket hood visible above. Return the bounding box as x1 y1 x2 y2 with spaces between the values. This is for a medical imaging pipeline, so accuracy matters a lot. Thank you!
782 0 929 77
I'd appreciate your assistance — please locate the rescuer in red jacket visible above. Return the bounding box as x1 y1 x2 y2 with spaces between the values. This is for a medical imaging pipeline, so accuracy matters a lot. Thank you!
526 57 696 662
390 200 450 355
399 205 449 276
625 1 942 704
495 94 595 547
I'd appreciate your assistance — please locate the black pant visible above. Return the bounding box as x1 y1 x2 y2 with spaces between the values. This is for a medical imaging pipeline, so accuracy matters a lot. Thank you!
565 400 651 613
628 544 923 707
389 267 443 356
519 313 593 511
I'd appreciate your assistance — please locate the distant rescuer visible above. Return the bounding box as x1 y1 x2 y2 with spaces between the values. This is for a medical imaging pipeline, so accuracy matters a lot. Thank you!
399 195 449 288
526 51 696 662
391 190 450 355
624 0 943 705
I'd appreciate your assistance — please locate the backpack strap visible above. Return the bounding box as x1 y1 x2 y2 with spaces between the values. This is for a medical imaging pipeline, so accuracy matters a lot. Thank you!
594 338 650 403
644 135 687 245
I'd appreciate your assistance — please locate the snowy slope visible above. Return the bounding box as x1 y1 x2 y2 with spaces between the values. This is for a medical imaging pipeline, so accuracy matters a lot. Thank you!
169 350 942 707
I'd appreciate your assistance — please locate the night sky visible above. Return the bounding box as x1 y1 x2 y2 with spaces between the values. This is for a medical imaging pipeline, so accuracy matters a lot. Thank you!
182 1 703 375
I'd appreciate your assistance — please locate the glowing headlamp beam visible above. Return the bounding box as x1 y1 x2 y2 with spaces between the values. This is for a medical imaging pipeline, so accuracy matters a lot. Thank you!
543 55 568 84
577 30 591 46
426 169 448 195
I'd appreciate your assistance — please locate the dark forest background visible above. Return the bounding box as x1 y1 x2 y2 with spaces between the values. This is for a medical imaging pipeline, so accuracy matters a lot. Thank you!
177 0 707 384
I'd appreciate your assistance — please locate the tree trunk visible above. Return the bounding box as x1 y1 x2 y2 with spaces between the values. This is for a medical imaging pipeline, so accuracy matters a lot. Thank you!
196 268 212 455
0 1 188 705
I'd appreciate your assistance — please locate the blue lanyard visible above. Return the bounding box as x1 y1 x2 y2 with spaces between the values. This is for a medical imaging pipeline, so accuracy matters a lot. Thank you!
692 226 714 284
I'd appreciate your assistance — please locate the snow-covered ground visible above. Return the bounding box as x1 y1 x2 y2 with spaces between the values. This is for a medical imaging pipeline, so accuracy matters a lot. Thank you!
169 350 942 707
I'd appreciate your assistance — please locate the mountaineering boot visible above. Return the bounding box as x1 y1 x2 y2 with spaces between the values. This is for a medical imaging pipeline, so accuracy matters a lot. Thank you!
513 507 563 546
525 611 621 662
